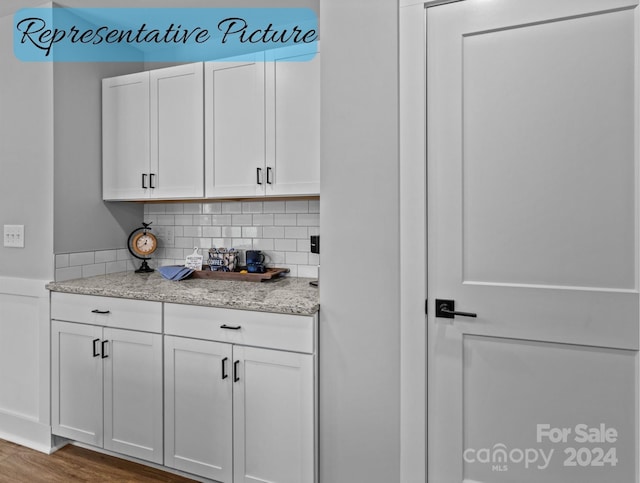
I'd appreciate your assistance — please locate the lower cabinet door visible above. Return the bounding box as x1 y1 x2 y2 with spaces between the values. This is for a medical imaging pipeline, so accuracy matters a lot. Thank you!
233 346 315 483
52 320 103 446
103 328 163 464
164 336 233 482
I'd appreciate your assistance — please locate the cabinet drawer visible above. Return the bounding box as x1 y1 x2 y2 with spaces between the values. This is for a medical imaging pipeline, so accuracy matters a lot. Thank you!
164 303 316 354
51 292 162 333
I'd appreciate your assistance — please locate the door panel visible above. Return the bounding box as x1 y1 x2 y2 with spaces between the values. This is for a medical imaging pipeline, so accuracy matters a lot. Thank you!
233 346 314 483
462 336 636 483
164 336 233 482
102 71 150 200
427 0 640 481
205 56 266 198
150 63 204 199
51 321 103 446
103 328 163 464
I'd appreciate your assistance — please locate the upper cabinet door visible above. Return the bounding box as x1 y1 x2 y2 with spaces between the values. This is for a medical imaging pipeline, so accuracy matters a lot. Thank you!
265 44 320 196
205 54 266 198
102 71 150 200
150 63 204 199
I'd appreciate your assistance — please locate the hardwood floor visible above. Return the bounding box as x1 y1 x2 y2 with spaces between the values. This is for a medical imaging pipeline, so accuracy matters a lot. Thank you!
0 439 197 482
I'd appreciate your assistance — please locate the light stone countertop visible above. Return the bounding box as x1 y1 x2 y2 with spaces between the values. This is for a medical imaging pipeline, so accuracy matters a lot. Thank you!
46 271 319 316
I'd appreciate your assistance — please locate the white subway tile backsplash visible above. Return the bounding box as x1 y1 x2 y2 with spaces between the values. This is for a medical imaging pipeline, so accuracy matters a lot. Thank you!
263 226 285 239
242 226 261 238
202 203 222 214
263 201 286 213
203 226 222 238
193 215 212 225
309 199 320 213
57 199 319 282
275 214 297 226
82 263 106 278
222 202 243 214
297 213 320 226
286 251 309 265
211 215 232 226
285 200 309 213
252 214 274 226
222 226 242 238
56 266 82 281
231 214 252 226
183 203 203 214
174 215 194 226
285 226 308 239
183 226 203 237
95 250 118 263
55 254 70 269
156 214 175 225
70 251 95 266
242 202 263 214
275 239 297 251
253 238 274 251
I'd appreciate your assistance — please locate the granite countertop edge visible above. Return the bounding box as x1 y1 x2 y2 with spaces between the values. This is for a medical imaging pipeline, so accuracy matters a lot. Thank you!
46 271 320 316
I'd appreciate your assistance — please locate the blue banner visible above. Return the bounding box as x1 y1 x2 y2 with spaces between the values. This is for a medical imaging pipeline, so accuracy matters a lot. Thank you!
14 8 318 62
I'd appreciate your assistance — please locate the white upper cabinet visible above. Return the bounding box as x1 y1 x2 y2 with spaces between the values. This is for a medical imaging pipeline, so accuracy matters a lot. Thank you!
205 44 320 198
102 63 204 201
265 44 320 196
205 54 266 198
102 71 150 200
150 63 204 199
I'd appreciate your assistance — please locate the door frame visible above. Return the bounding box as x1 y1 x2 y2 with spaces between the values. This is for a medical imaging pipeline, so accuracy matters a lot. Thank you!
399 1 429 482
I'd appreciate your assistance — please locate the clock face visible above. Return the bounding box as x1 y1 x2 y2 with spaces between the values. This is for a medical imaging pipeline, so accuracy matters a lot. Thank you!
131 232 158 257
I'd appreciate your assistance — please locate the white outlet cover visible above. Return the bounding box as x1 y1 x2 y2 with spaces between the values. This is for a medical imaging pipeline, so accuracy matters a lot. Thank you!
4 225 24 248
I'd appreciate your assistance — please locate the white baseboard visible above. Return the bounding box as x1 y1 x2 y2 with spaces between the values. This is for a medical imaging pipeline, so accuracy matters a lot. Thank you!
0 411 54 454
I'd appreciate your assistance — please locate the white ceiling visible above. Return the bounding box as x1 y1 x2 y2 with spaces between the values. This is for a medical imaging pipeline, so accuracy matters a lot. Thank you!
1 0 319 18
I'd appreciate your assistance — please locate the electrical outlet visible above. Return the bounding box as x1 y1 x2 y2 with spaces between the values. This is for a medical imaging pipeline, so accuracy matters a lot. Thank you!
310 235 320 254
4 225 24 248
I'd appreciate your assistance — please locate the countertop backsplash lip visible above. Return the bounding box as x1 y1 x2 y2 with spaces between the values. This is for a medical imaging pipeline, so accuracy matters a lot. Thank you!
47 270 320 316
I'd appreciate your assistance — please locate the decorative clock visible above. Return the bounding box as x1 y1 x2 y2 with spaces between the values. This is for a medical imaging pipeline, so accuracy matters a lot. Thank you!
127 222 158 273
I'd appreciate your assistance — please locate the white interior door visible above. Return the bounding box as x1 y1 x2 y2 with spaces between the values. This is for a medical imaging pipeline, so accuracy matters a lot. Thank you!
427 1 639 482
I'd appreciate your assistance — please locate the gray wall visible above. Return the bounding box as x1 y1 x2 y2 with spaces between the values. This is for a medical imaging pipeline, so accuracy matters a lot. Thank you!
319 1 401 482
53 62 144 254
0 10 55 280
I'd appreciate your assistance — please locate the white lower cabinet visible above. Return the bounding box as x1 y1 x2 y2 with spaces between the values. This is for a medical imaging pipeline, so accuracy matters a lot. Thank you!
164 303 317 483
51 294 164 464
51 293 317 482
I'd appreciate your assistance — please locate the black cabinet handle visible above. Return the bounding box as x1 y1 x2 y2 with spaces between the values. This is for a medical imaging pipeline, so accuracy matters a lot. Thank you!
256 167 262 185
101 340 109 358
92 338 100 357
91 309 110 315
266 167 273 185
149 173 156 189
220 324 241 330
142 173 147 189
221 357 228 380
233 360 240 382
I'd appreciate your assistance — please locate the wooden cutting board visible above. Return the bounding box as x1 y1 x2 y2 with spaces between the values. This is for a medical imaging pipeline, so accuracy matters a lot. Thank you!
190 267 290 282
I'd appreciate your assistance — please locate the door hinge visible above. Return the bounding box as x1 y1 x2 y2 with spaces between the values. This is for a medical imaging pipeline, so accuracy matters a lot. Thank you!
425 299 428 315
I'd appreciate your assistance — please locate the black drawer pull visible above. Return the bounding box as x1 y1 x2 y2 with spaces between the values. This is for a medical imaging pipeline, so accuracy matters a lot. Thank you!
142 173 148 189
101 340 109 358
91 309 110 315
256 167 262 185
221 357 228 380
266 166 273 184
149 173 156 189
220 324 241 330
233 360 240 382
92 338 100 357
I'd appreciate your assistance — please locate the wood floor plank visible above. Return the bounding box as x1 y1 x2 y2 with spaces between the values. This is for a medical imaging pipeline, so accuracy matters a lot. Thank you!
0 439 197 483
